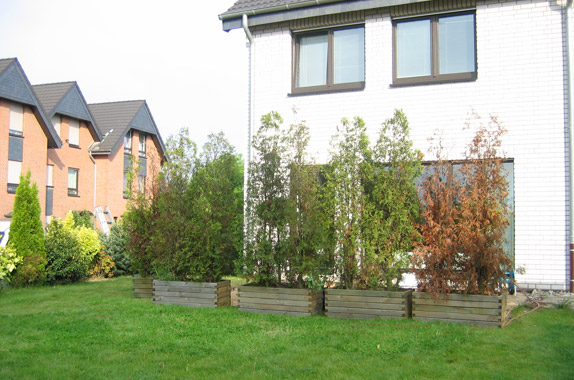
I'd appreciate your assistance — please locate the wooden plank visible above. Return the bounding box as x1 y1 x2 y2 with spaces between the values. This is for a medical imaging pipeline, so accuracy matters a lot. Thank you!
414 317 501 328
413 310 501 322
325 294 406 304
154 295 216 304
326 311 403 320
239 302 310 313
239 296 312 307
239 308 312 317
153 280 218 288
133 293 152 298
326 306 405 317
217 296 231 306
413 292 502 303
413 298 502 309
238 286 315 296
326 300 406 311
237 291 314 302
153 291 217 300
413 304 502 316
154 299 217 308
326 289 410 298
133 280 153 286
216 280 231 288
153 285 219 294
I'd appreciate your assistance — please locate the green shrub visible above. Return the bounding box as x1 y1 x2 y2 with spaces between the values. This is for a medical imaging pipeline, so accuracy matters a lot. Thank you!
0 246 21 283
100 223 131 276
44 219 90 284
70 210 94 229
9 171 46 287
89 252 116 279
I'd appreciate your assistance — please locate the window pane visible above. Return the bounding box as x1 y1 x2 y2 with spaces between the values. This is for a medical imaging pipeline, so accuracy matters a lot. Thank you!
396 19 431 78
439 14 475 74
139 133 146 153
69 119 79 146
124 131 132 150
297 33 328 87
7 160 21 184
52 115 61 136
334 27 364 84
46 165 53 187
68 168 78 193
9 103 23 134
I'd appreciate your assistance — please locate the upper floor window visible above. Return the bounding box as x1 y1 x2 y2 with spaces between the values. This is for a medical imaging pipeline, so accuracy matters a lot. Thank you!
124 130 132 152
68 118 80 147
139 132 146 157
52 115 61 137
68 168 79 196
393 12 476 86
292 25 365 95
9 103 23 136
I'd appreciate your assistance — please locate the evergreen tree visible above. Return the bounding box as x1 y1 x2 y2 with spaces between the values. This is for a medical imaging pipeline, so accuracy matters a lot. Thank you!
9 171 47 287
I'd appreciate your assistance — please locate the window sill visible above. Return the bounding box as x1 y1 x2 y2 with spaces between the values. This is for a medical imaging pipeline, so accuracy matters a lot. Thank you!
68 193 80 197
68 144 81 149
289 81 365 97
391 73 477 87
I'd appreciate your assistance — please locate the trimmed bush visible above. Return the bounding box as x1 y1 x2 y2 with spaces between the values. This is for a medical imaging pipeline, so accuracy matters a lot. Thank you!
44 220 90 284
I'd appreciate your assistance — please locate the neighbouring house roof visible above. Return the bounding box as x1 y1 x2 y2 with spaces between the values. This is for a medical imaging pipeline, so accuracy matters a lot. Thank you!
33 81 102 141
219 0 429 31
88 100 166 157
0 58 62 148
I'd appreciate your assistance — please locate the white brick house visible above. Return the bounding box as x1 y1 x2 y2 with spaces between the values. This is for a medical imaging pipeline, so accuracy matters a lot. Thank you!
220 0 574 291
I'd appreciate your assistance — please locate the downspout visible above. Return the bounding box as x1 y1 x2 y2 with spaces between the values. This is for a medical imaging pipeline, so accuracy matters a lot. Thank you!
566 0 574 292
242 14 254 223
88 142 97 228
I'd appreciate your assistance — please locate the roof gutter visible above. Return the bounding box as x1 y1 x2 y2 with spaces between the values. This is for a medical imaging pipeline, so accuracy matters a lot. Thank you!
220 0 345 20
565 0 574 293
88 142 99 225
243 13 254 221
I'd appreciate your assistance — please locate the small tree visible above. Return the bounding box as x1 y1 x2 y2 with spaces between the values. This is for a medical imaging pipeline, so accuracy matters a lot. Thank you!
9 171 46 287
284 119 333 288
360 110 422 289
325 117 371 289
413 113 510 297
243 112 290 286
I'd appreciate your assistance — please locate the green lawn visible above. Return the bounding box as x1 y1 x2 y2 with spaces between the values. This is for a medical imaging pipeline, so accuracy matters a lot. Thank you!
0 277 572 380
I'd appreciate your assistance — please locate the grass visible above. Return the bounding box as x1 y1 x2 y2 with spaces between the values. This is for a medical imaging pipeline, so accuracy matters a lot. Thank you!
0 277 573 380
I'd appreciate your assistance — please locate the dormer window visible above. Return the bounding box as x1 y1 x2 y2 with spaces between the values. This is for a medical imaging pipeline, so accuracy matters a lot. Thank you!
139 132 146 157
124 130 132 152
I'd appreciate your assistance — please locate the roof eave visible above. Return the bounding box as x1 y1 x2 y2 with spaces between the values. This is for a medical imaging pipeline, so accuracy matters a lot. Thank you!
220 0 430 31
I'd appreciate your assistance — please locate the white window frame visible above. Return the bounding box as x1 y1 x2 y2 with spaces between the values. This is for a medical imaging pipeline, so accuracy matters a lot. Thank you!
9 103 24 136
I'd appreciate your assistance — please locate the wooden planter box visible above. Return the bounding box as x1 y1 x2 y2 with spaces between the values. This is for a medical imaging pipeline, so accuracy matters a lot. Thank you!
412 292 507 328
133 275 153 298
153 280 231 308
238 286 323 316
325 289 412 319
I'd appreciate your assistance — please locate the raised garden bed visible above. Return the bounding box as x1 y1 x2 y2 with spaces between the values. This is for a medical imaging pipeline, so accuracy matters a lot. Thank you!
132 275 153 298
325 289 412 319
153 280 231 308
238 286 323 316
412 292 507 328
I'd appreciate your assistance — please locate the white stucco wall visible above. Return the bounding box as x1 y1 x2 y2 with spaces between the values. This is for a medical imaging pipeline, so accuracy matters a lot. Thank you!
248 0 570 290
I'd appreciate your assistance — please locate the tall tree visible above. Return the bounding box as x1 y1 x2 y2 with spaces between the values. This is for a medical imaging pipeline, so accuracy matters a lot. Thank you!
9 171 47 287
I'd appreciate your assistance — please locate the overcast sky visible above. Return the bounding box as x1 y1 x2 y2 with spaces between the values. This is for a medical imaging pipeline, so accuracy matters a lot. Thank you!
0 0 248 156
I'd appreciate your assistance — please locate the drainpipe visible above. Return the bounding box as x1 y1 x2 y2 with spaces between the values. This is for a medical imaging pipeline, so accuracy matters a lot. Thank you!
565 0 574 292
242 14 254 229
88 142 97 228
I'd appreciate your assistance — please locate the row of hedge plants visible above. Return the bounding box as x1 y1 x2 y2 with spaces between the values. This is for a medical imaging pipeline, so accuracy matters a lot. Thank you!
238 109 511 325
123 130 243 307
